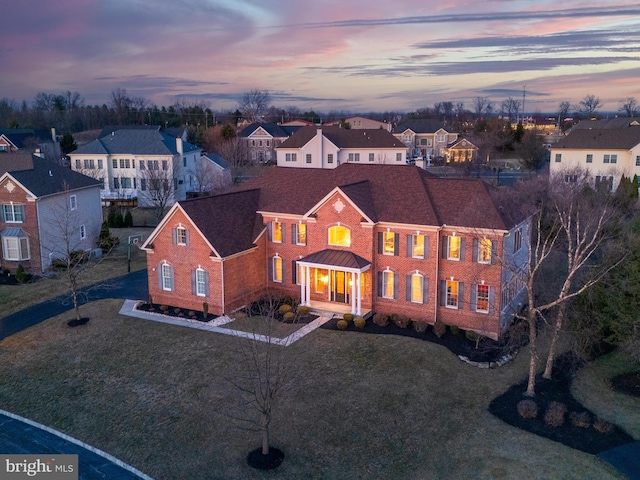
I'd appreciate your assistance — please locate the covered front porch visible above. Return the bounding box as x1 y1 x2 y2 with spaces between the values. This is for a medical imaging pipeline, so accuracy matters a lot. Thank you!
297 249 371 316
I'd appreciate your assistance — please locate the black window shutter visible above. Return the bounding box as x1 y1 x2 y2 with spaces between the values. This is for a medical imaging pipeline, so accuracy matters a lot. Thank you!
406 275 412 301
378 232 383 254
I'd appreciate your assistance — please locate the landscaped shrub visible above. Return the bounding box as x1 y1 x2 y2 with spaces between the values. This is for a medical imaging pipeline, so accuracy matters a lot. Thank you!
593 417 613 433
15 264 28 283
354 316 366 329
517 399 538 419
413 321 428 333
160 305 169 311
373 313 388 327
465 329 477 341
343 313 354 322
2 269 9 276
450 325 460 335
174 307 181 315
433 321 446 338
188 311 196 318
569 411 591 428
337 319 348 330
283 312 295 323
296 305 310 316
544 401 567 427
278 304 293 315
392 314 411 328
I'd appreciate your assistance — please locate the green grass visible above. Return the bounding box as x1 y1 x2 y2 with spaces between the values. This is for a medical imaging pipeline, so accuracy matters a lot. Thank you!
0 299 635 479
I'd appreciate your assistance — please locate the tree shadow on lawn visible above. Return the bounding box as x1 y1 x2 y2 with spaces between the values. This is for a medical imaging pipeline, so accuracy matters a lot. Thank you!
488 352 635 455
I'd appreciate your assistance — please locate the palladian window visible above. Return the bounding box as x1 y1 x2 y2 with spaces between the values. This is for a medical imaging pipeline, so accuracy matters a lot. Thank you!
328 225 351 247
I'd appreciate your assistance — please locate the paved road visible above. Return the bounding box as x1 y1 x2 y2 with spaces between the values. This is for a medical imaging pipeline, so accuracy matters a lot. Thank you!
0 269 148 341
0 270 151 479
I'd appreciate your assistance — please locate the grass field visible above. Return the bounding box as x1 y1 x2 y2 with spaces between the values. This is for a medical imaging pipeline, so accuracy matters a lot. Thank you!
0 299 636 480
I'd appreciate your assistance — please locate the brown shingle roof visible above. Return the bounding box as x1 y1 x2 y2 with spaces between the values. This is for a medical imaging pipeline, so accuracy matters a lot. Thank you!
279 126 405 149
181 164 520 257
554 127 640 150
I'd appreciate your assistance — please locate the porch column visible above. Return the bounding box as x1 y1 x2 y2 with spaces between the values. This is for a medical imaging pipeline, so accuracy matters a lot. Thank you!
356 271 362 315
299 266 306 306
350 271 356 314
305 266 311 306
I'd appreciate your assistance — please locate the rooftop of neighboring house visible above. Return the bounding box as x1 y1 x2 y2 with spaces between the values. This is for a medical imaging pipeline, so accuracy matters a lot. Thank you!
1 155 101 197
161 163 522 258
568 118 640 132
553 126 640 150
98 125 188 140
391 119 451 135
203 152 230 170
70 129 200 156
238 122 302 139
0 129 56 149
278 126 405 149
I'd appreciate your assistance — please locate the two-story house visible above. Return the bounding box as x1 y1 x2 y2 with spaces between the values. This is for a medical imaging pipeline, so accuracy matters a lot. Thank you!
0 128 60 160
239 123 303 163
323 116 392 131
142 164 529 339
68 128 201 207
391 119 459 163
550 122 640 191
0 154 102 273
276 127 407 168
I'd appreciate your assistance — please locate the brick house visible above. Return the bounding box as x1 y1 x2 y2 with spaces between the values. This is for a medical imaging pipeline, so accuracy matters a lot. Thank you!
142 163 529 339
391 119 459 162
238 122 302 163
0 154 102 273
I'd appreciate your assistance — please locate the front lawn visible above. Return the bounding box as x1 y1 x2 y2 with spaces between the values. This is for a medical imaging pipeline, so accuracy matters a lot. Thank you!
0 299 633 479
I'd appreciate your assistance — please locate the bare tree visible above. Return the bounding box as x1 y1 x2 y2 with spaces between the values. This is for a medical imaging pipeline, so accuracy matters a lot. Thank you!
558 101 571 129
110 88 132 124
517 129 546 171
188 156 231 195
138 159 180 222
214 137 251 183
578 94 601 117
240 89 271 123
473 97 491 118
619 97 640 117
501 97 521 123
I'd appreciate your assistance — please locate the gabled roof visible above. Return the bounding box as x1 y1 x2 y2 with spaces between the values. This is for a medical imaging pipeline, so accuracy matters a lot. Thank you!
448 138 478 149
553 127 640 150
238 122 301 139
391 119 449 134
279 126 405 149
569 118 640 131
2 155 101 197
0 153 34 174
203 152 230 170
168 163 520 258
0 129 55 149
70 129 200 156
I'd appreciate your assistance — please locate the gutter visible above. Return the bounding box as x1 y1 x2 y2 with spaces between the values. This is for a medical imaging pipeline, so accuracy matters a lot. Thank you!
434 225 442 325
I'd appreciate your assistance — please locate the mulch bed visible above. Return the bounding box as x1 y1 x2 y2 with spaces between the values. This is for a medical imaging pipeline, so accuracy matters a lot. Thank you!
320 316 524 364
247 447 284 470
611 371 640 398
0 272 34 285
135 303 215 322
488 353 635 454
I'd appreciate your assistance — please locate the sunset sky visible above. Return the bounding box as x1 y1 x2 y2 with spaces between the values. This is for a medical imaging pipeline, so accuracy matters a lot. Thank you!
2 0 640 114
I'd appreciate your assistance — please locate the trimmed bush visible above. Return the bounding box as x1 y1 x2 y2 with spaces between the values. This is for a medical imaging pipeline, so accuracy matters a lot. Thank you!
160 305 169 311
174 307 181 315
517 399 538 419
450 325 460 335
433 321 446 338
124 210 133 227
296 305 310 316
278 304 293 315
393 314 411 328
283 312 295 323
569 411 591 428
337 319 348 330
188 311 196 318
354 316 366 329
413 321 428 333
343 313 354 322
465 329 477 341
593 417 613 433
15 264 28 283
544 401 567 427
373 313 388 327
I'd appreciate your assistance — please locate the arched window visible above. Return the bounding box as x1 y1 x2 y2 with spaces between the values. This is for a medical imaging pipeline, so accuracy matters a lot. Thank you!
328 225 351 247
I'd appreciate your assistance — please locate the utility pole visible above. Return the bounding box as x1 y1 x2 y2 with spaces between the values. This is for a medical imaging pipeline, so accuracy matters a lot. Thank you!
522 85 526 125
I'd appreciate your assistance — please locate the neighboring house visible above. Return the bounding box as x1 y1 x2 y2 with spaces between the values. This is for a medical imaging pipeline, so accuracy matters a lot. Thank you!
142 163 529 339
391 120 459 161
68 128 202 207
186 152 233 196
98 125 189 143
276 126 407 168
550 125 640 191
0 153 102 273
0 128 60 160
567 117 640 132
324 116 392 131
238 122 302 163
445 137 479 163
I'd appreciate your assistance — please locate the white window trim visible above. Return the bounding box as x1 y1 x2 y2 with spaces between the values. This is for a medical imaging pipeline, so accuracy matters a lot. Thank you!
80 224 86 240
412 234 424 259
328 225 351 247
447 236 461 261
162 264 173 291
411 273 424 304
383 232 395 256
3 204 24 223
177 227 187 246
271 221 283 243
476 284 490 313
382 271 395 299
478 239 491 264
295 224 306 246
272 256 283 283
195 268 206 296
446 280 459 309
3 236 30 261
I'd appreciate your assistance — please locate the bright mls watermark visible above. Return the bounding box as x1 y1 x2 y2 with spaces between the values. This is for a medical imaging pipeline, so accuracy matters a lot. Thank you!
1 455 77 479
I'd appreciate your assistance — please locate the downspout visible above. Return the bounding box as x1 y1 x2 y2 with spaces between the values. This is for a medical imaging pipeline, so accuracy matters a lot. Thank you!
220 257 225 314
434 226 442 325
36 197 43 273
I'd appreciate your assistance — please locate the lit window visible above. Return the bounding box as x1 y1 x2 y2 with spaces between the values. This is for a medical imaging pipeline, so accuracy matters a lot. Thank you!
2 236 30 261
476 284 490 312
329 225 350 246
176 227 187 245
271 221 283 243
412 235 424 258
447 236 461 260
410 274 424 303
272 256 283 282
69 195 77 211
446 280 459 308
195 268 207 296
478 239 492 264
2 204 25 223
295 224 306 245
383 232 395 255
162 264 173 291
382 271 395 299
